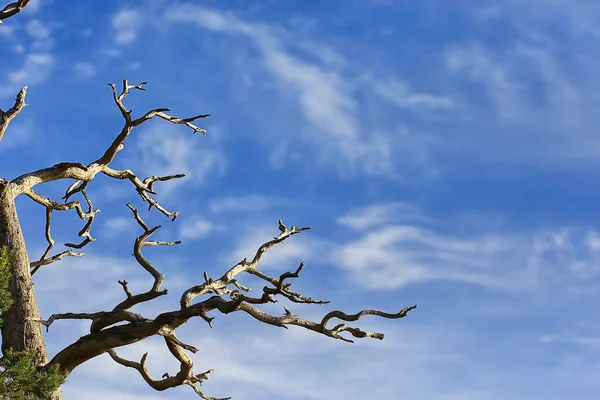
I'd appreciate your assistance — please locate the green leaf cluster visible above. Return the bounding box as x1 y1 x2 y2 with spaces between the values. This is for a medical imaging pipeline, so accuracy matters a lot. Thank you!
0 247 66 399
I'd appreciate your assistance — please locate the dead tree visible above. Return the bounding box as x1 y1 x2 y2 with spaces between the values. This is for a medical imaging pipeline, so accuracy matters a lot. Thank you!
0 4 416 400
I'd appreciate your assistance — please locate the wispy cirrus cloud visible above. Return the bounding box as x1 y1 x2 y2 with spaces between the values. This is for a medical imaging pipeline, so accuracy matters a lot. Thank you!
209 194 271 213
222 223 318 271
73 61 96 78
25 19 53 50
337 202 431 230
0 17 55 98
163 5 450 177
124 123 227 194
208 194 301 214
333 204 600 293
111 9 142 45
0 52 53 97
373 77 454 110
437 1 600 168
103 216 136 236
178 214 213 240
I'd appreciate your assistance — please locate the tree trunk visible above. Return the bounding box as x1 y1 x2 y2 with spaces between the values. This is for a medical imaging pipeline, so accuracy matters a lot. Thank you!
0 179 63 400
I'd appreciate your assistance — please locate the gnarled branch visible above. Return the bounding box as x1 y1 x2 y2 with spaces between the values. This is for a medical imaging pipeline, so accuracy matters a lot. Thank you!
25 188 97 273
0 86 27 143
4 80 208 271
10 80 208 197
107 326 229 400
6 76 414 400
33 220 415 399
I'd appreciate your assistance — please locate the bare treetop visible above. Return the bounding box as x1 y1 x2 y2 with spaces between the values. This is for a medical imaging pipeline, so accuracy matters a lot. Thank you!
2 78 416 398
0 2 416 398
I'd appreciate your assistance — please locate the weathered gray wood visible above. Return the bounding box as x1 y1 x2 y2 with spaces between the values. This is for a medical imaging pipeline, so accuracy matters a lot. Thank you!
0 180 63 400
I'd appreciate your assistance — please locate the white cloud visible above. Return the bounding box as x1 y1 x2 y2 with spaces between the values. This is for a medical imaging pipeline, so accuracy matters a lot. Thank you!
164 6 397 175
103 216 135 235
261 48 357 141
98 48 121 58
446 41 579 125
224 224 315 270
29 243 463 400
127 61 142 70
59 307 461 400
332 218 600 292
0 119 34 151
25 19 53 50
96 183 130 201
179 215 213 239
586 231 600 250
209 194 271 213
112 9 142 45
337 202 431 230
0 25 14 35
21 0 43 15
294 40 347 68
373 78 454 110
445 43 520 121
27 232 595 400
24 216 600 400
0 12 54 98
471 5 502 20
333 224 524 290
149 0 600 175
62 387 165 400
0 52 54 98
541 334 600 347
12 43 24 53
128 123 227 194
532 228 600 281
440 36 600 168
8 3 600 399
73 61 96 78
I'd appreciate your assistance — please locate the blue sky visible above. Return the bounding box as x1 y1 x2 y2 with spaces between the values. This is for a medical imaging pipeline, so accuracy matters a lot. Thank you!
1 0 600 399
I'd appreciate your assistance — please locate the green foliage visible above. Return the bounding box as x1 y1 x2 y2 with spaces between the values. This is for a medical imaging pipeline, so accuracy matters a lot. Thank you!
0 349 65 399
0 247 13 327
0 247 66 399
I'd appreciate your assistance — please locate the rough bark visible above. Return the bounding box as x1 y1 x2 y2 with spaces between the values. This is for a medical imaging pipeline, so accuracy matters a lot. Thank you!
0 180 62 400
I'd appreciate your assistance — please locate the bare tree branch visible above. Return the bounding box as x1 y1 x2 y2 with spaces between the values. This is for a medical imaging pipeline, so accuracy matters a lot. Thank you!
180 220 314 309
107 325 229 400
3 78 414 398
10 80 208 197
97 80 208 167
3 80 208 272
24 188 98 271
0 86 27 143
102 168 185 220
29 310 148 333
30 250 84 276
30 219 415 399
0 0 30 24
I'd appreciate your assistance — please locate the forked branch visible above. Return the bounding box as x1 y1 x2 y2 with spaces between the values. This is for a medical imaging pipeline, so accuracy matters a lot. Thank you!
27 189 96 274
4 80 209 270
5 75 415 400
33 220 416 399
